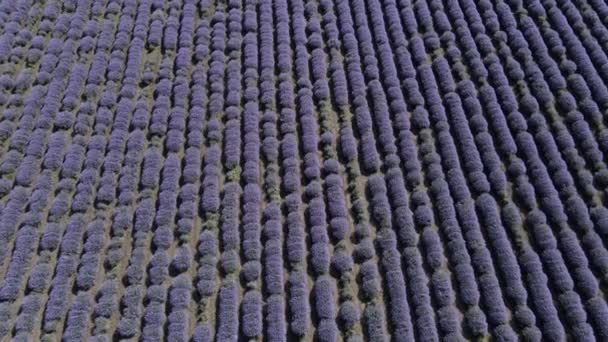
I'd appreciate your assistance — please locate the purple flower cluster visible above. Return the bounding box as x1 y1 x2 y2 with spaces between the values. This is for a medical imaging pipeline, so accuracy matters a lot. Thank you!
0 0 606 340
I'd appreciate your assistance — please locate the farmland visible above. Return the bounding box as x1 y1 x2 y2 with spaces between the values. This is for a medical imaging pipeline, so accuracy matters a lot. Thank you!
0 0 608 340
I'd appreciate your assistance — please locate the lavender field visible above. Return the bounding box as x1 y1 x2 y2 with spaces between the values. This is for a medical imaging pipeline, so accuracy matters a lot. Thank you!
2 0 608 340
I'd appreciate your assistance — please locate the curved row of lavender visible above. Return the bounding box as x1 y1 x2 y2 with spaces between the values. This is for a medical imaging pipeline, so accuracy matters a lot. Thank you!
0 0 607 340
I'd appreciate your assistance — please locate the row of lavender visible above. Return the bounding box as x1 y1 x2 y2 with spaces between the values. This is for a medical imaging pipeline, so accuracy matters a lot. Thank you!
0 0 608 340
